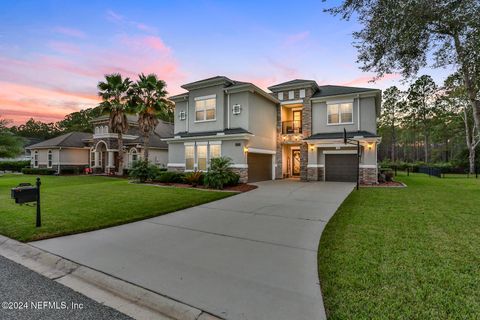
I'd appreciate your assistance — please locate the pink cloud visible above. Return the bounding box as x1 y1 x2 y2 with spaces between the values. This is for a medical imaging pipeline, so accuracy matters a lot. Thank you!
284 31 310 46
0 32 185 124
53 27 86 39
342 73 400 86
48 41 81 55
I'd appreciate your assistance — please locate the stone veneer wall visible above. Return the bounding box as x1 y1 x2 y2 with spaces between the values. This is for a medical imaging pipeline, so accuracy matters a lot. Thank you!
300 88 313 181
360 167 377 184
230 167 248 183
307 167 324 181
275 104 283 179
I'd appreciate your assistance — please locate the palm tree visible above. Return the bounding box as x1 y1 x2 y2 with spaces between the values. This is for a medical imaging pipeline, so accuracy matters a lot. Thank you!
130 73 168 160
97 73 132 175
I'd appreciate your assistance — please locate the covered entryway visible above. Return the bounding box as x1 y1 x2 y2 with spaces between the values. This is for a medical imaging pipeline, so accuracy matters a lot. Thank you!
247 153 272 182
325 153 357 182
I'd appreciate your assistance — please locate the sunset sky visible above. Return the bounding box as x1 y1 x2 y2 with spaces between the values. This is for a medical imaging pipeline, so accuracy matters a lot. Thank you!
1 0 452 125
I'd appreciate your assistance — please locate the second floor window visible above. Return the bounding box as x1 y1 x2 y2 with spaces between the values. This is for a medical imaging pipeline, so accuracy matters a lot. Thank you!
195 95 216 122
327 103 353 124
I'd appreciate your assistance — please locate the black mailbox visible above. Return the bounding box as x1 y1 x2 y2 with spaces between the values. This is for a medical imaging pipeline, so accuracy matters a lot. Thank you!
11 186 38 204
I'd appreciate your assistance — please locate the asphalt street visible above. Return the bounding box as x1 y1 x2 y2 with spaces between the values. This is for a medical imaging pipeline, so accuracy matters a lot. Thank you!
0 255 132 320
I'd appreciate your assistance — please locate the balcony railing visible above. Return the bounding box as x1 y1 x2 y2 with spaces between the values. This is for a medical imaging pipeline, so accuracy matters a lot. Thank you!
282 120 302 134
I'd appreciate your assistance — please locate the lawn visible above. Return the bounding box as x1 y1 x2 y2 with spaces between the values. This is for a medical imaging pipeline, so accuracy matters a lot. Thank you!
318 173 480 319
0 175 234 242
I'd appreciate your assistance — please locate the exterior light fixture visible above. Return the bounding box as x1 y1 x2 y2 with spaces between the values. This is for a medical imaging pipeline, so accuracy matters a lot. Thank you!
309 144 315 151
368 142 374 150
243 147 249 153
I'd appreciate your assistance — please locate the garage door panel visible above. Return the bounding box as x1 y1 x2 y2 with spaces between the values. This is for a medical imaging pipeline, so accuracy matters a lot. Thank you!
325 154 357 182
248 153 272 182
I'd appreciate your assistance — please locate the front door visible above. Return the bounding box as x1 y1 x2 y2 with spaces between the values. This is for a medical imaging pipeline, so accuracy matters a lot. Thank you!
292 150 301 176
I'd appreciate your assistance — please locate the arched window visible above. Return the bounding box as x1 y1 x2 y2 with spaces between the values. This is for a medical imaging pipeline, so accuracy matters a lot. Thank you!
129 148 138 168
104 125 109 133
33 151 39 168
47 150 53 168
95 126 99 134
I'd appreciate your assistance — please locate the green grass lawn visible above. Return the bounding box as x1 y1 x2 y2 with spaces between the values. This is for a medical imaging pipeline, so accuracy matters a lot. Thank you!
318 173 480 319
0 175 233 242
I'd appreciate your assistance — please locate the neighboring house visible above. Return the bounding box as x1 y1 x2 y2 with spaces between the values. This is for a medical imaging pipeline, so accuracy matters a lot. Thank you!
0 137 43 162
27 116 173 174
165 76 381 184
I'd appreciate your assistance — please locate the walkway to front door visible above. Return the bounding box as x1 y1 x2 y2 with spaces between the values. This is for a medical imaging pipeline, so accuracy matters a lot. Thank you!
32 180 355 320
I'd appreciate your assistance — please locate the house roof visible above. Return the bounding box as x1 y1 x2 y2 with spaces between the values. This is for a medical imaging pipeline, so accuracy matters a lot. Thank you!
312 85 380 98
27 132 92 149
267 79 318 91
305 130 379 140
174 128 251 138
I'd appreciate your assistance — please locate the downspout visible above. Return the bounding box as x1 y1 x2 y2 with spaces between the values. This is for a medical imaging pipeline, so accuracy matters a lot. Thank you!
227 92 230 129
357 94 361 131
186 98 189 132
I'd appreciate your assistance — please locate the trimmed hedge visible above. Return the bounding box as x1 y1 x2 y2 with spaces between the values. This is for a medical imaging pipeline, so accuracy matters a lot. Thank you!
0 161 30 172
60 167 83 175
154 171 185 183
22 168 56 175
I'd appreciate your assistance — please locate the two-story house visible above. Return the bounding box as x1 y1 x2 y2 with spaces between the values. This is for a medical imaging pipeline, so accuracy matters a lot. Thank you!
165 76 381 184
27 115 173 174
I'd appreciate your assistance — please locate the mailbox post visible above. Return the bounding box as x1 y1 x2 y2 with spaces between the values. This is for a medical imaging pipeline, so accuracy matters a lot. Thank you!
11 177 42 228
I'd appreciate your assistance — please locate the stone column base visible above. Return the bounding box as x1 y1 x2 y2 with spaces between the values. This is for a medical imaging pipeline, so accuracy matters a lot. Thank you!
360 167 377 184
307 167 324 181
231 167 248 183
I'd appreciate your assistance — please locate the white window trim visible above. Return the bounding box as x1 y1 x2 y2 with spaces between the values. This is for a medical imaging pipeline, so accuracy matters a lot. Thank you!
184 144 195 171
278 92 284 100
327 102 354 125
33 151 39 168
288 91 294 99
179 110 186 120
299 89 306 98
194 94 217 123
47 150 53 168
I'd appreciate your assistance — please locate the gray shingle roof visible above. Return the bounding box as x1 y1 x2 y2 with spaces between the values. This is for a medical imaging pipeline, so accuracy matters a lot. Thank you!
27 132 92 149
312 85 379 98
305 130 378 140
267 79 318 90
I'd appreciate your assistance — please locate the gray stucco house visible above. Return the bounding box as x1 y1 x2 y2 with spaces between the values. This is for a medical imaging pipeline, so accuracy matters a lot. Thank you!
165 76 381 184
27 116 173 174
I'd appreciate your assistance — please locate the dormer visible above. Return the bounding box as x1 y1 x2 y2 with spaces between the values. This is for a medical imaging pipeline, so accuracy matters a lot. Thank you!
268 79 319 102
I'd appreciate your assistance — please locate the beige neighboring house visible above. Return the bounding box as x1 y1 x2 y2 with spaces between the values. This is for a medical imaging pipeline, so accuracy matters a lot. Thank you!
166 76 382 184
27 116 173 174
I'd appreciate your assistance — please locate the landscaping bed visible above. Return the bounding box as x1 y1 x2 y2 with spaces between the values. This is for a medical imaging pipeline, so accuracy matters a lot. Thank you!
361 180 405 187
147 181 257 192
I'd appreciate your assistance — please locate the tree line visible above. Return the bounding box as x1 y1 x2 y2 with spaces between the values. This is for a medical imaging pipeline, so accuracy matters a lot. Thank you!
378 74 479 173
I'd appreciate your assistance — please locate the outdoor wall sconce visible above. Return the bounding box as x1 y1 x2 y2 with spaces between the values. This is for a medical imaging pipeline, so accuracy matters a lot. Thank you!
309 144 315 151
368 142 374 150
243 147 249 153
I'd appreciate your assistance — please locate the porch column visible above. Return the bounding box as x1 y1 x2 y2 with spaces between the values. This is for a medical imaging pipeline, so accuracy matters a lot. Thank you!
94 152 100 167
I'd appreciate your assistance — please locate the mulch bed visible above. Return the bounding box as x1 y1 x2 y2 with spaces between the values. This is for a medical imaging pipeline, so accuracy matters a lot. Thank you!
361 181 405 188
147 182 258 192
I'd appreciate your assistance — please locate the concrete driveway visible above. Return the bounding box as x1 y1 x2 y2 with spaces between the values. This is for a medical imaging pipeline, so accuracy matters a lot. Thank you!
32 180 354 320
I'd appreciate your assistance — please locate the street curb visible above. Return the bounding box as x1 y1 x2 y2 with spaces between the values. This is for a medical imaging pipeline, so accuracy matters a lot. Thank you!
0 235 222 320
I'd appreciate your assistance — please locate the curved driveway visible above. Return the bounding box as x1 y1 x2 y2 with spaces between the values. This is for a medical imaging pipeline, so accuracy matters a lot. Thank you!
33 180 354 320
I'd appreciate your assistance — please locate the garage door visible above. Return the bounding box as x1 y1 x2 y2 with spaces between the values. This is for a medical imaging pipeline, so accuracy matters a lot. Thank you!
325 154 357 182
247 153 272 182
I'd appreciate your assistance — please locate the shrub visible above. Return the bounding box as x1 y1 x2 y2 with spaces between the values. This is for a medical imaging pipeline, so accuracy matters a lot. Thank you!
22 168 56 175
155 171 185 183
0 160 30 172
129 160 160 183
384 170 394 182
204 157 239 189
184 171 204 187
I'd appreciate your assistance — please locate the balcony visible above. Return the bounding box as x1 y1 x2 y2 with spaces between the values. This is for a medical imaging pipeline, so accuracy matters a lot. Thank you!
282 120 302 134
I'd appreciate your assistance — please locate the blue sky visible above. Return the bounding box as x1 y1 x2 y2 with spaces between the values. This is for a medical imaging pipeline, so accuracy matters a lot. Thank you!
0 0 451 124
